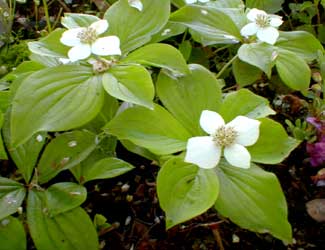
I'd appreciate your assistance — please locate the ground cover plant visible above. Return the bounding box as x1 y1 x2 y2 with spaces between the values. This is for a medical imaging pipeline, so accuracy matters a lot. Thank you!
0 0 324 249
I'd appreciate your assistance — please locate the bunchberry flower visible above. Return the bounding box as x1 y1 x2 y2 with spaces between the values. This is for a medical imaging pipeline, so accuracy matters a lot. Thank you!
240 8 283 45
185 0 209 4
128 0 143 11
60 20 121 62
185 110 260 169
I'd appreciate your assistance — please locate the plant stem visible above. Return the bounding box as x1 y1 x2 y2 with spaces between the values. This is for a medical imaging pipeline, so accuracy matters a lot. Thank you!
42 0 52 32
216 54 238 79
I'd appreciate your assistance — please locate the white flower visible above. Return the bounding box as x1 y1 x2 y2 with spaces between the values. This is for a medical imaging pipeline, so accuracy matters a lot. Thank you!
128 0 143 11
240 8 283 45
185 0 210 4
60 20 121 62
184 110 260 169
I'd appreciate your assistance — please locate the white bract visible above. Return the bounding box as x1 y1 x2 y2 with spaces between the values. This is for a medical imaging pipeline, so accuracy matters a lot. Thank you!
60 20 121 62
185 110 260 169
185 0 209 4
240 8 283 45
128 0 143 11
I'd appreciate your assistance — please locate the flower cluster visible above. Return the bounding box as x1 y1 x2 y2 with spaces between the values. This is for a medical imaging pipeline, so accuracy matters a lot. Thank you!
60 20 121 62
241 8 283 45
185 110 260 169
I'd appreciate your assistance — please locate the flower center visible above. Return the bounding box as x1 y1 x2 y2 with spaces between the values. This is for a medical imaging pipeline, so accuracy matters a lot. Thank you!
213 126 237 147
255 14 270 28
77 27 97 44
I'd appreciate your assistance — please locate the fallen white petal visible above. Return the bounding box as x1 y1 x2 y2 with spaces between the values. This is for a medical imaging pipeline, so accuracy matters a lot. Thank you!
269 15 283 27
256 26 279 44
200 110 225 135
185 136 221 169
224 144 251 169
91 36 121 56
60 28 84 46
68 44 91 62
240 22 258 36
185 0 197 3
226 116 260 146
246 8 267 22
90 19 109 35
128 0 143 11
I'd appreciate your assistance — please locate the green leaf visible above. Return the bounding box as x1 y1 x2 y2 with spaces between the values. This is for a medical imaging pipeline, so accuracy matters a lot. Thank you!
277 31 324 61
0 177 26 220
45 182 87 216
232 58 262 87
27 190 98 250
0 113 7 160
104 104 191 155
248 118 301 164
156 64 222 136
246 0 284 13
61 13 100 29
219 89 275 122
122 43 189 75
75 157 134 184
28 29 68 58
157 157 219 229
120 140 158 161
275 50 311 91
238 43 277 77
11 65 104 147
105 64 154 109
0 91 10 113
150 22 186 43
207 0 244 8
0 216 26 250
37 130 97 184
215 161 292 242
82 93 119 133
170 5 242 46
3 110 46 183
104 0 170 53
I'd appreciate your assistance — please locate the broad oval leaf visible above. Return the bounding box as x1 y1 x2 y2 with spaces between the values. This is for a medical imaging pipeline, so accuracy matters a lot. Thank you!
156 64 222 136
61 13 100 29
246 0 284 13
248 118 301 164
3 109 46 183
104 0 170 53
215 161 292 242
0 177 26 220
238 43 277 78
11 65 104 147
27 190 98 250
122 43 189 75
104 104 191 155
232 58 262 87
0 216 26 250
277 31 324 61
170 5 242 46
37 130 97 184
0 113 7 160
75 157 135 184
276 50 311 91
46 182 87 216
157 157 219 229
105 64 154 109
28 29 68 58
219 89 275 122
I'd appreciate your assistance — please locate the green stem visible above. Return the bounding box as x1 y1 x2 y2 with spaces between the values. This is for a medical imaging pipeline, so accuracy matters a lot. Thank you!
42 0 52 32
216 54 238 79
